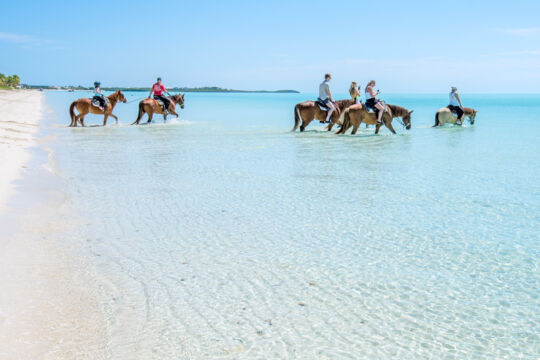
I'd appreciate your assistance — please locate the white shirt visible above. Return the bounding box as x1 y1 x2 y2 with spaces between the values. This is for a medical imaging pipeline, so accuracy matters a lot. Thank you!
319 81 330 100
449 92 460 106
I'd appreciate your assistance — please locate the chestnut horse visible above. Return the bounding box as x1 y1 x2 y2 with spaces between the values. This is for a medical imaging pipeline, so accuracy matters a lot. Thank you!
132 94 185 125
68 90 127 127
433 107 477 127
336 104 413 135
291 99 355 132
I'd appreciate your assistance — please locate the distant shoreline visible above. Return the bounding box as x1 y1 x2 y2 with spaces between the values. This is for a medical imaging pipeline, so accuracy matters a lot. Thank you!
21 85 300 94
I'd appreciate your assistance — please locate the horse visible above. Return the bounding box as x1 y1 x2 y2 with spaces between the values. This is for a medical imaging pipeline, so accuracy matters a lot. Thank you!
433 107 477 127
132 94 185 125
336 104 413 135
291 99 355 132
69 90 127 127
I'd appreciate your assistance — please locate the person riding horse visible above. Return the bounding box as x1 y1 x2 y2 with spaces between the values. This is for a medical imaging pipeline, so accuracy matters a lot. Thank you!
365 80 386 125
448 86 464 124
92 82 106 111
318 74 336 124
148 77 171 114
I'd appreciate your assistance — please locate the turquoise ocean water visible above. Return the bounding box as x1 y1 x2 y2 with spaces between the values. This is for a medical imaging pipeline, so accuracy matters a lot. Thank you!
40 91 539 358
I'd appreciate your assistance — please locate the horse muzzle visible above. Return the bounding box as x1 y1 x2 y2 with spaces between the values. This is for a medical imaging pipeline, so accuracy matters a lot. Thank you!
181 105 185 109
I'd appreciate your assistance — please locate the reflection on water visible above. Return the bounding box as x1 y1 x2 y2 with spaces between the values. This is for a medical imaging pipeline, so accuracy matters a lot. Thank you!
41 91 540 359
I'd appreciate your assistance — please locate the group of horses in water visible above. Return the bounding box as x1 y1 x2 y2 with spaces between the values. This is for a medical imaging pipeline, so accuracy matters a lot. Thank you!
68 90 478 133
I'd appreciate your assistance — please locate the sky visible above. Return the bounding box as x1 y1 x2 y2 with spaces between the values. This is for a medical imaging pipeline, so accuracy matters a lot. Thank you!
1 0 540 93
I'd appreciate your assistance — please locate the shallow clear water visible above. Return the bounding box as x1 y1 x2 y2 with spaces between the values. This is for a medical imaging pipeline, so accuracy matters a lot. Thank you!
42 91 539 358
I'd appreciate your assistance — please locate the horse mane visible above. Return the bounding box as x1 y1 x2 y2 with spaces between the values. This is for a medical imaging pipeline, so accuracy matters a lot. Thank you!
335 99 354 110
387 104 408 117
107 90 121 99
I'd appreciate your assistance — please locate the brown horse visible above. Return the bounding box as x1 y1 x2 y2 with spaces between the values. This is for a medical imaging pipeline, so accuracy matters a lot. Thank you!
132 94 185 125
434 107 477 127
291 99 355 132
68 90 127 127
336 104 413 135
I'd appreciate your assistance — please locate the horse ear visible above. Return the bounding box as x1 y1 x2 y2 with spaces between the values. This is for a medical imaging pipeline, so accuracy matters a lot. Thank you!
409 110 414 114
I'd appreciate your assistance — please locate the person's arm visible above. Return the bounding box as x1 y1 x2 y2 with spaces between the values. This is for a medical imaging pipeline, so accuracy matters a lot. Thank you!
326 86 333 101
456 93 463 108
162 84 170 96
148 85 153 99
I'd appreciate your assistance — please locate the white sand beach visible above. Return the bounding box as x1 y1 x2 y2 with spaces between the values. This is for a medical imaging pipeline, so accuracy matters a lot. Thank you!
0 90 106 359
0 90 41 213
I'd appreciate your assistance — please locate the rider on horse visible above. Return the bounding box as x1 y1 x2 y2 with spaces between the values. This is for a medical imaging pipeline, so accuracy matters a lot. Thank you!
448 86 464 124
92 82 106 111
365 80 385 125
148 77 171 114
318 74 336 124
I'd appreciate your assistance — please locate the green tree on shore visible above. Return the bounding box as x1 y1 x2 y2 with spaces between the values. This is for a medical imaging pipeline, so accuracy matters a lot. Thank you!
0 73 21 88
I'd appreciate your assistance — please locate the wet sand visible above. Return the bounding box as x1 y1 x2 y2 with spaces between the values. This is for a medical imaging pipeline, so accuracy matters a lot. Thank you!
0 90 107 359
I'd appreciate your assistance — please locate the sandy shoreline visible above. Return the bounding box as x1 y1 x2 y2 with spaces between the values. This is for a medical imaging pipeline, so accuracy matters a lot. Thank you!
0 90 107 359
0 90 41 214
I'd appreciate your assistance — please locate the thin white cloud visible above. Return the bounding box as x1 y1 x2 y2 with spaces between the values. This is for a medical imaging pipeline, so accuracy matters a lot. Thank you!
0 32 38 44
0 32 55 49
500 27 540 36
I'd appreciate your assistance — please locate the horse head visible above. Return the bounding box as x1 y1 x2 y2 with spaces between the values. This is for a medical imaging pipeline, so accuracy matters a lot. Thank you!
114 90 127 103
174 94 185 109
469 109 478 124
403 110 413 130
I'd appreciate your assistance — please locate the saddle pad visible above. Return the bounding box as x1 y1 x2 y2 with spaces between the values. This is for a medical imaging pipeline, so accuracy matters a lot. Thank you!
155 99 164 106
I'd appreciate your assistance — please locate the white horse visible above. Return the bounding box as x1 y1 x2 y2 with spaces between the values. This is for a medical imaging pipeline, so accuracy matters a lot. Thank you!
434 107 478 127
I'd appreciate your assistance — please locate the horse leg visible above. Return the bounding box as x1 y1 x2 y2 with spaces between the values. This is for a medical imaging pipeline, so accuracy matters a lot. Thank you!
109 113 119 125
351 123 360 135
147 112 154 124
79 116 85 127
385 121 397 134
375 123 381 134
163 113 167 122
169 109 179 118
300 118 312 132
103 113 109 126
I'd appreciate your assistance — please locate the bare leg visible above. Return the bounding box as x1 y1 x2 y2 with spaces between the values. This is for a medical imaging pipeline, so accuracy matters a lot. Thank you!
325 102 336 123
375 103 385 124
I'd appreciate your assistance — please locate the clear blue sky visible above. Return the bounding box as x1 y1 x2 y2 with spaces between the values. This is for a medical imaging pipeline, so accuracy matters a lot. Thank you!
1 0 539 93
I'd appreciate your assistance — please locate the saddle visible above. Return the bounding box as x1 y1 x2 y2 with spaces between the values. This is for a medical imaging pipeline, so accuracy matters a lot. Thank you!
364 102 389 115
315 98 330 111
91 97 109 108
364 102 377 114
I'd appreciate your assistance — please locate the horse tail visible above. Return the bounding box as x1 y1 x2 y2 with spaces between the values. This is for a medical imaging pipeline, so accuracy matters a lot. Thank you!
133 101 145 125
292 104 302 131
433 111 439 127
337 109 350 134
69 101 77 126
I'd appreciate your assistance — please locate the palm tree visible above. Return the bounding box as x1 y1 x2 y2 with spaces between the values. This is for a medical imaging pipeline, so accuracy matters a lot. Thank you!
6 74 20 87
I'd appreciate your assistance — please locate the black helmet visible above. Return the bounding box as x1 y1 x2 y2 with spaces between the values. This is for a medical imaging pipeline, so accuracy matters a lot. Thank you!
94 81 101 87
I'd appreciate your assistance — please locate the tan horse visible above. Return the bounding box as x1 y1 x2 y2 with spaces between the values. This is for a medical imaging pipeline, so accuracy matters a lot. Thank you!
434 107 477 127
132 94 185 125
336 104 413 135
291 99 355 132
69 90 127 127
